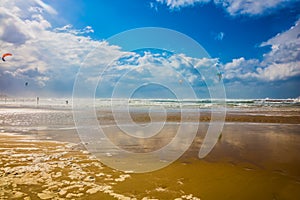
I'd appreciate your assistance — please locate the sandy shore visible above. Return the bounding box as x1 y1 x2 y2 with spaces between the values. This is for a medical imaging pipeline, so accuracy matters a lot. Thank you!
0 133 139 200
97 108 300 124
0 107 300 199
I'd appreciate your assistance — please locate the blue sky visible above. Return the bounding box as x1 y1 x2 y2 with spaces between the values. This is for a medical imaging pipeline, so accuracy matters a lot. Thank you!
0 0 300 98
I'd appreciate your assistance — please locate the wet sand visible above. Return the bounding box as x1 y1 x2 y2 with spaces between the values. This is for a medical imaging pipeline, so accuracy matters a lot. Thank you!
0 107 300 199
0 132 148 200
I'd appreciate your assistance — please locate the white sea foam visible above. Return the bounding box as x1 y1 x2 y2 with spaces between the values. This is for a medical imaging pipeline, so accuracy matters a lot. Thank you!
1 97 299 111
0 97 299 135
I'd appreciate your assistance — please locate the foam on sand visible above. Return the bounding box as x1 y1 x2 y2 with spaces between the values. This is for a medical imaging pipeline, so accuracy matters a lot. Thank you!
0 133 137 199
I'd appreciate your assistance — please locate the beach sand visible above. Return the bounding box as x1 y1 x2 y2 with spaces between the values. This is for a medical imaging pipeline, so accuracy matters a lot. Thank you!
0 106 300 199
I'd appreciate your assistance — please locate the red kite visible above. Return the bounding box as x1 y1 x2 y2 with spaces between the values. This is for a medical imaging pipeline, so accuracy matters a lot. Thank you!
2 53 12 62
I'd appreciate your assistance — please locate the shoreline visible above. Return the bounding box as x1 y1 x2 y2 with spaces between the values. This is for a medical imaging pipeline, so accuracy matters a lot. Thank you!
1 106 300 199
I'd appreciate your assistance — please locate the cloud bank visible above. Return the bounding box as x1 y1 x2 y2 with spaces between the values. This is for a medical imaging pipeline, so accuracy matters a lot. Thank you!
0 0 299 98
223 19 300 82
156 0 299 15
0 0 123 97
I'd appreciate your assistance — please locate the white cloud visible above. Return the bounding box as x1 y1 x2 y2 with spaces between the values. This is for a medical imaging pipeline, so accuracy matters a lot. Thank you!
191 57 219 69
224 57 259 70
0 0 123 96
149 1 159 11
33 0 57 15
255 62 300 81
257 18 300 81
0 8 30 45
156 0 210 9
214 0 296 15
214 32 224 41
261 18 300 64
2 0 215 98
98 51 218 88
222 19 300 82
156 0 298 15
1 0 298 98
0 0 54 45
94 51 215 98
54 24 94 35
222 57 259 79
223 56 300 82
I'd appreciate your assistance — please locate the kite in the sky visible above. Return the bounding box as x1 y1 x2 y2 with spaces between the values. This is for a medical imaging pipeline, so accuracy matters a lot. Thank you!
25 82 28 86
2 53 12 62
217 72 222 81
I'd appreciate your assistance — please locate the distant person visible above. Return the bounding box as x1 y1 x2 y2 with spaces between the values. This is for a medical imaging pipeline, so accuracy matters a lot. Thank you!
66 100 68 105
37 97 39 105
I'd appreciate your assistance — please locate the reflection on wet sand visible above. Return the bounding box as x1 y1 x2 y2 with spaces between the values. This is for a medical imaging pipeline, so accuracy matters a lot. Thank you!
0 106 300 199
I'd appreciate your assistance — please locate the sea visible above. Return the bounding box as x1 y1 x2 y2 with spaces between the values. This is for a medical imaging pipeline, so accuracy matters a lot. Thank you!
1 97 299 109
0 97 299 140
